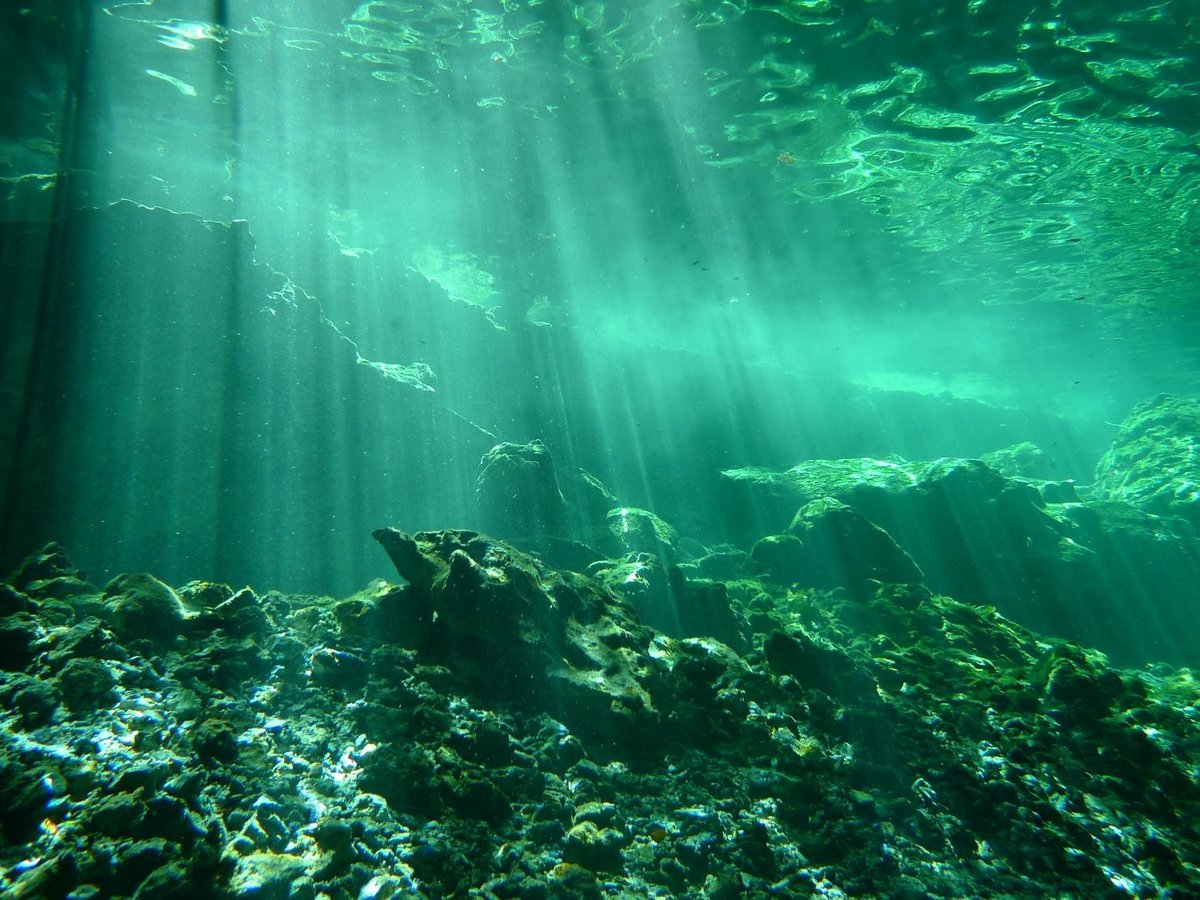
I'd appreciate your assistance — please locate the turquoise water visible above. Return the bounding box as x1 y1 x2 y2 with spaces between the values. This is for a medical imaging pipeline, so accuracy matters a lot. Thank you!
4 3 1200 896
4 0 1200 633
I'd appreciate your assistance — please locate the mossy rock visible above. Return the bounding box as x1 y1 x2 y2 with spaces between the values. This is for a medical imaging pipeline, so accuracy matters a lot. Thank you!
1093 394 1200 526
103 573 187 645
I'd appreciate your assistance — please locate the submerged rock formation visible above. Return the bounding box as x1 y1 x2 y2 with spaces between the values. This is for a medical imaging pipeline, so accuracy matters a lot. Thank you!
476 440 570 540
2 536 1200 897
726 445 1200 667
1093 394 1200 528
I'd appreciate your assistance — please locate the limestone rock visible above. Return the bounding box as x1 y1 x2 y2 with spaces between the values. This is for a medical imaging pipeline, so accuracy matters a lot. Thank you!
372 528 661 749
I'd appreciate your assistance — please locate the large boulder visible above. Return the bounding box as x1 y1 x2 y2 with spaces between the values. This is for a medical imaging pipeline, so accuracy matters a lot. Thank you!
1093 394 1200 528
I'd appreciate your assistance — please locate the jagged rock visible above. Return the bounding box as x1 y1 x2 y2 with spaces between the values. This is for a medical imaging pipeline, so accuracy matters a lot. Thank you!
331 579 409 643
746 534 806 584
6 542 79 590
0 756 62 844
0 584 34 617
177 581 235 611
476 440 569 539
1093 394 1200 527
664 570 749 654
763 630 873 702
308 647 370 689
201 587 272 638
685 547 747 581
191 717 239 765
725 456 1127 647
566 469 621 532
723 457 921 509
10 675 60 726
4 534 1200 897
175 632 274 693
372 528 661 749
228 852 310 900
563 820 628 873
6 543 96 604
43 618 124 665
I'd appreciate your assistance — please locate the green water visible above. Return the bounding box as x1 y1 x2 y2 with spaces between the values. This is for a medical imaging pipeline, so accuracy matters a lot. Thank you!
3 0 1199 624
6 4 1200 897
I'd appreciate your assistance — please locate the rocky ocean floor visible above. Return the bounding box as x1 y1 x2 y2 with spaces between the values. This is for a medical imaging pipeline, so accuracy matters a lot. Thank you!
4 395 1200 898
3 523 1200 899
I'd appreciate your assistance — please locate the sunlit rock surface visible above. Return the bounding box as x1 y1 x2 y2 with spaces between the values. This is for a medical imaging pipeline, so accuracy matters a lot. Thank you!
3 539 1200 897
1094 394 1200 528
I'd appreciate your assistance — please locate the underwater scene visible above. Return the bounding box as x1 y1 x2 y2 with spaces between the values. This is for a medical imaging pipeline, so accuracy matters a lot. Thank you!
3 0 1200 896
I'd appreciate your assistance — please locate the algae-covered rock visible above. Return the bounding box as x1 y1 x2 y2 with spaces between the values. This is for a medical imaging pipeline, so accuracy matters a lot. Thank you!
103 573 187 645
229 852 310 900
0 613 40 671
723 457 922 507
372 528 661 749
1093 394 1200 526
308 647 370 690
980 441 1047 478
6 542 96 603
4 533 1200 898
589 554 747 651
564 820 628 873
747 534 806 584
728 455 1076 632
763 629 873 702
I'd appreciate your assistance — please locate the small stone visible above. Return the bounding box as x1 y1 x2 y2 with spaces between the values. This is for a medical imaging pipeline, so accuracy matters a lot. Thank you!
308 647 369 689
563 821 627 873
228 851 310 899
